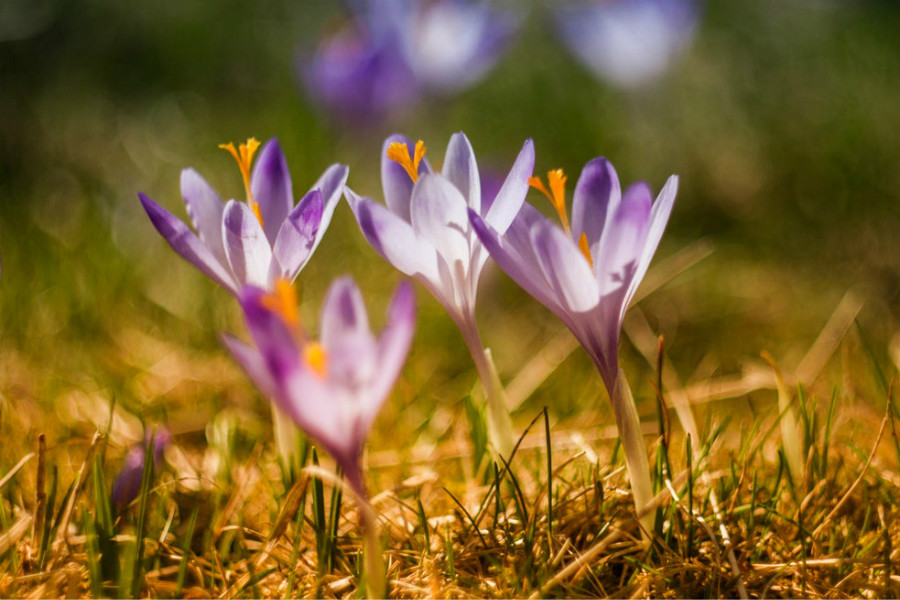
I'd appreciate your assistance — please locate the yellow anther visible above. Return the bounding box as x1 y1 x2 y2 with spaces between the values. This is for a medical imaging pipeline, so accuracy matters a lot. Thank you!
220 137 264 227
529 169 571 235
387 140 426 183
261 278 299 328
578 232 594 268
303 341 328 377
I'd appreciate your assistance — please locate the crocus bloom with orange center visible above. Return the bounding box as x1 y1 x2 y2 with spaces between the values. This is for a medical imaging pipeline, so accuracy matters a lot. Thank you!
470 156 678 532
223 277 415 499
138 138 348 294
344 131 534 457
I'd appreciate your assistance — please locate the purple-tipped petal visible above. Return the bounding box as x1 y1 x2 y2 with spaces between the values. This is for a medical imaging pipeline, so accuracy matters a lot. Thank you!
381 134 432 222
469 208 562 313
223 201 274 288
270 189 323 283
321 277 378 390
223 333 280 401
623 174 678 313
484 139 534 233
409 173 471 270
309 163 350 251
239 285 301 376
531 220 600 313
346 187 441 284
251 139 294 245
139 193 237 293
442 132 481 213
181 169 227 266
364 280 416 431
594 182 652 296
572 157 621 248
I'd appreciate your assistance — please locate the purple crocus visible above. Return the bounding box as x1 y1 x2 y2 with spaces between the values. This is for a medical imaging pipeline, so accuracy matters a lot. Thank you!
469 157 678 533
301 14 418 123
344 132 533 458
223 277 415 499
138 138 348 295
112 427 172 510
555 0 699 89
383 0 520 95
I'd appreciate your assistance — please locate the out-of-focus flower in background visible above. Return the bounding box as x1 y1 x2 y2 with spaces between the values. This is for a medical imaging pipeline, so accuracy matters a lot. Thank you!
301 13 419 124
470 157 678 532
139 138 348 294
301 1 520 123
554 0 699 89
345 132 533 458
112 426 172 510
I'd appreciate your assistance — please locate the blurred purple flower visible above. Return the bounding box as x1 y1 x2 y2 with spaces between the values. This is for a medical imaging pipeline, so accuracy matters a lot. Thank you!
385 0 519 95
302 15 418 123
555 0 699 89
112 427 171 510
139 138 348 295
301 1 519 122
223 277 415 498
345 132 533 457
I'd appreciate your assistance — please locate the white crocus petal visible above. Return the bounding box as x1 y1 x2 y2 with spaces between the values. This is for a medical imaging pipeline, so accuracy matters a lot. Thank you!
442 132 481 214
409 174 473 275
484 139 535 233
345 188 442 285
530 220 601 313
594 184 651 296
623 174 678 312
269 189 323 284
180 168 228 267
309 163 350 252
223 200 274 288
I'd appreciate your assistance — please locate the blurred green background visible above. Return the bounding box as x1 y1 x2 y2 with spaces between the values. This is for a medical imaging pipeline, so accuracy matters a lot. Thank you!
0 0 898 449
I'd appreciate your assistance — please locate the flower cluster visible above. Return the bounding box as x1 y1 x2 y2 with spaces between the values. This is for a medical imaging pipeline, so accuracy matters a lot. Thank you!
301 0 700 123
138 130 678 583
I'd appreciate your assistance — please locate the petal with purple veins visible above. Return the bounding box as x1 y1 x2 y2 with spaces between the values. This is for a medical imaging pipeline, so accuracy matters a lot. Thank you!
409 173 471 271
223 201 275 288
139 193 237 293
345 188 441 285
531 220 600 313
270 189 323 283
594 182 651 296
181 168 227 266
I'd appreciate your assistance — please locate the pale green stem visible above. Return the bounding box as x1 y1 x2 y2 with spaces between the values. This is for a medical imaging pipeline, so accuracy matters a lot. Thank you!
271 403 301 476
458 313 516 460
346 468 386 599
610 369 654 540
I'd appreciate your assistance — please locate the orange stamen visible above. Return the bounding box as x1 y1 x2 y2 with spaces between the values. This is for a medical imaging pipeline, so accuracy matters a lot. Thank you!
386 140 426 182
529 169 571 235
220 137 264 227
303 341 328 377
578 232 594 268
261 278 299 328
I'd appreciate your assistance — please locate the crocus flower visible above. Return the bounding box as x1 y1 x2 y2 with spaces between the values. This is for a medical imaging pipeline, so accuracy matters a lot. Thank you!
112 427 172 510
382 0 520 95
301 13 418 123
345 132 533 458
470 157 678 533
138 138 348 295
223 277 415 499
555 0 699 89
